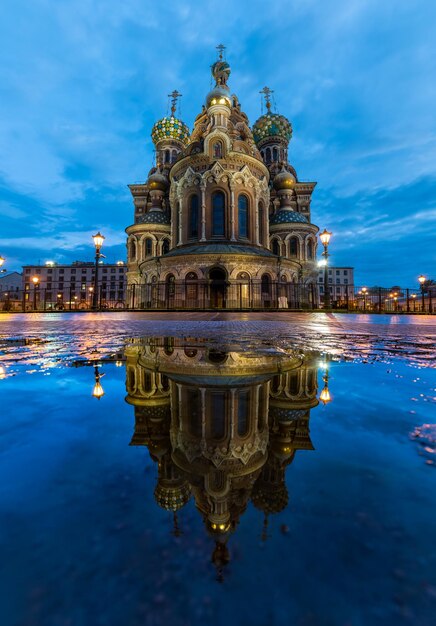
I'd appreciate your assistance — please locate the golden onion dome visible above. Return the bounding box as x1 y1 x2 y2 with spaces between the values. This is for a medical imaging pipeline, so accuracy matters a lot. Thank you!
273 169 296 190
154 482 191 512
151 115 190 146
252 112 292 146
206 85 232 108
147 171 168 191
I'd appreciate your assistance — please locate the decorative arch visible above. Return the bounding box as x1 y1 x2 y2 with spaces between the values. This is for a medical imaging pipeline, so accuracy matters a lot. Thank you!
144 238 153 258
306 238 315 260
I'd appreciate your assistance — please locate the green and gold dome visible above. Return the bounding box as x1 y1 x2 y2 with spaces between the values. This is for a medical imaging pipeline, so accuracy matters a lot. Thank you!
151 115 190 146
252 112 293 146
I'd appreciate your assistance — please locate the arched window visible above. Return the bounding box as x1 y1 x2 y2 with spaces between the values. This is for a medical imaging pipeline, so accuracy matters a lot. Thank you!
185 271 198 300
162 239 170 255
188 195 199 239
237 390 250 437
130 239 136 260
166 274 175 299
238 195 249 239
307 239 314 259
210 392 225 439
261 274 271 296
171 149 177 163
259 202 264 245
272 239 280 256
289 237 299 258
266 147 271 164
289 372 299 395
165 149 170 163
273 147 278 161
212 191 225 237
145 238 153 257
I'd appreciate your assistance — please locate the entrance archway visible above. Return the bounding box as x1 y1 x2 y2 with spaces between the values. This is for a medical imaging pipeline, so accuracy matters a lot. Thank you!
209 267 227 309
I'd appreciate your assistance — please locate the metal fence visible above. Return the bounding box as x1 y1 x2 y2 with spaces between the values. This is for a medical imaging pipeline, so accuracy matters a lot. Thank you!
0 283 434 313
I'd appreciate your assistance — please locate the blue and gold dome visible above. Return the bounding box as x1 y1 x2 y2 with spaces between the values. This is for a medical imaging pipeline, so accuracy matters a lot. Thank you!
151 115 190 146
253 112 293 146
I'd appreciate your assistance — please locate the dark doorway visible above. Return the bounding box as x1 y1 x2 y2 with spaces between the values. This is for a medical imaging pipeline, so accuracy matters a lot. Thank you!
209 267 227 309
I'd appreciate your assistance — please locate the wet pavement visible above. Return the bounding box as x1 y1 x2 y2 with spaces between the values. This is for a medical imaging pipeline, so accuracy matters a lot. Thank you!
0 313 435 626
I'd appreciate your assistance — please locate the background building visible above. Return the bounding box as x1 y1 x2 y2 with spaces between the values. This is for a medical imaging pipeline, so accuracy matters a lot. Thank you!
0 271 23 311
22 261 127 310
317 266 355 307
125 48 319 310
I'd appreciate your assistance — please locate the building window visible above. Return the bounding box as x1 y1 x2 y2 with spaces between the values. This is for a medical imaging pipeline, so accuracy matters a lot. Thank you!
188 195 199 239
237 390 250 436
212 191 225 237
162 239 170 255
213 142 222 159
238 195 249 239
272 239 280 256
336 279 340 284
145 239 153 257
336 270 340 275
130 239 136 260
258 202 264 244
261 274 271 296
307 240 314 259
344 270 348 275
344 279 348 284
289 237 299 258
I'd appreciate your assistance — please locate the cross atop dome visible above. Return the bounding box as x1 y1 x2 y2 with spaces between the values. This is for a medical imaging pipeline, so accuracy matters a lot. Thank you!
260 86 274 113
216 43 226 60
168 90 182 116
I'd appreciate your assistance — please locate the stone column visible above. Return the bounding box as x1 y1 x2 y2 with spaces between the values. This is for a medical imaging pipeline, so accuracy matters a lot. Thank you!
177 195 183 246
200 182 206 242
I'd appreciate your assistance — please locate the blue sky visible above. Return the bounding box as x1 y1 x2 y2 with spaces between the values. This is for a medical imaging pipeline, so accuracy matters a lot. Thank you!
0 0 435 286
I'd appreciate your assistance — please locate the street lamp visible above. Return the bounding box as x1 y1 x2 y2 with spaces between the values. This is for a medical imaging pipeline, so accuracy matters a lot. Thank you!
418 275 426 312
319 358 332 405
0 255 5 273
92 365 105 400
411 293 417 312
92 232 105 310
361 287 368 312
319 229 332 309
32 276 39 311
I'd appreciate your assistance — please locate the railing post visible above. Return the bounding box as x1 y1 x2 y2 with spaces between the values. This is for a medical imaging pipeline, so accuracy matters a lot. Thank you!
406 288 410 313
345 285 349 312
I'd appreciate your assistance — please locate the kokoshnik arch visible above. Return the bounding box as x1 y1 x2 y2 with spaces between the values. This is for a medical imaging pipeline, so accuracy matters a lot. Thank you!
125 46 319 309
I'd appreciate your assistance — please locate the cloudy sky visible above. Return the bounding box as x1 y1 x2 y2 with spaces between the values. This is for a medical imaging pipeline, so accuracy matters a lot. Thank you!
1 0 435 285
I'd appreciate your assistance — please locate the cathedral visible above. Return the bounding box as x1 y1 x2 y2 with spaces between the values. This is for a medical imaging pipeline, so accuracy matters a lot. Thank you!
126 46 319 309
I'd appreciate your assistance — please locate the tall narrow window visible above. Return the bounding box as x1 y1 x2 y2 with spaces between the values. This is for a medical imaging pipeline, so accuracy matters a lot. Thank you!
162 239 170 254
261 274 271 296
307 239 314 259
188 195 199 239
237 390 250 436
272 239 280 256
145 239 153 257
289 237 299 258
238 195 249 239
130 239 136 260
259 202 264 245
212 191 225 237
273 147 278 161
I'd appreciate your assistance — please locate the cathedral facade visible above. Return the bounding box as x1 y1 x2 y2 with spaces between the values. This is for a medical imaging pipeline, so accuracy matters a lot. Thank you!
125 48 319 309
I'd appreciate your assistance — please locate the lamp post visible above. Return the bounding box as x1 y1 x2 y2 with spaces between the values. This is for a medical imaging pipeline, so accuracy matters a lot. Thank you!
418 275 426 312
92 232 105 310
319 229 332 309
92 365 105 400
32 276 39 311
412 293 417 312
319 357 332 405
362 287 368 312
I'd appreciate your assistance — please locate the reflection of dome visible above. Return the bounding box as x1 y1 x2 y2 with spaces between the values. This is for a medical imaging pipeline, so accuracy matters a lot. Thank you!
252 112 292 145
151 115 190 146
206 85 232 108
273 170 296 190
136 212 170 225
270 210 308 225
154 482 191 512
147 171 168 191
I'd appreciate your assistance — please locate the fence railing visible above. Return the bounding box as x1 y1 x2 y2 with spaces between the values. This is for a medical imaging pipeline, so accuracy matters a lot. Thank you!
0 283 434 313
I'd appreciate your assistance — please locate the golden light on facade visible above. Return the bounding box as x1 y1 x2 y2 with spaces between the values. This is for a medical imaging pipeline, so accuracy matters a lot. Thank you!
319 229 332 246
0 256 4 267
92 232 105 250
412 294 417 299
31 276 39 285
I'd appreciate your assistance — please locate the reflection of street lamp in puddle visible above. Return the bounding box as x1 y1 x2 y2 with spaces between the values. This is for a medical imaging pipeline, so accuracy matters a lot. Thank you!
92 365 105 400
319 357 332 405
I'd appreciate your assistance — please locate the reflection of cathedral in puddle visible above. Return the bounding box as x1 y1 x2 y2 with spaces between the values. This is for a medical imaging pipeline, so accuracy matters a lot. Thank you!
125 338 319 579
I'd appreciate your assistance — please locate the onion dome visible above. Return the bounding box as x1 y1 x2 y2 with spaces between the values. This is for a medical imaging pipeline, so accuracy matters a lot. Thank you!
253 112 292 145
137 211 170 225
147 171 168 191
273 169 296 190
154 482 191 512
206 84 232 108
211 58 231 85
151 115 190 146
252 484 289 514
270 210 308 225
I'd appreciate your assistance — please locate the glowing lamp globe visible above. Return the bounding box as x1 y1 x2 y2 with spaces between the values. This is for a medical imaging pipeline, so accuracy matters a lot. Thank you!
92 232 105 250
319 229 332 246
